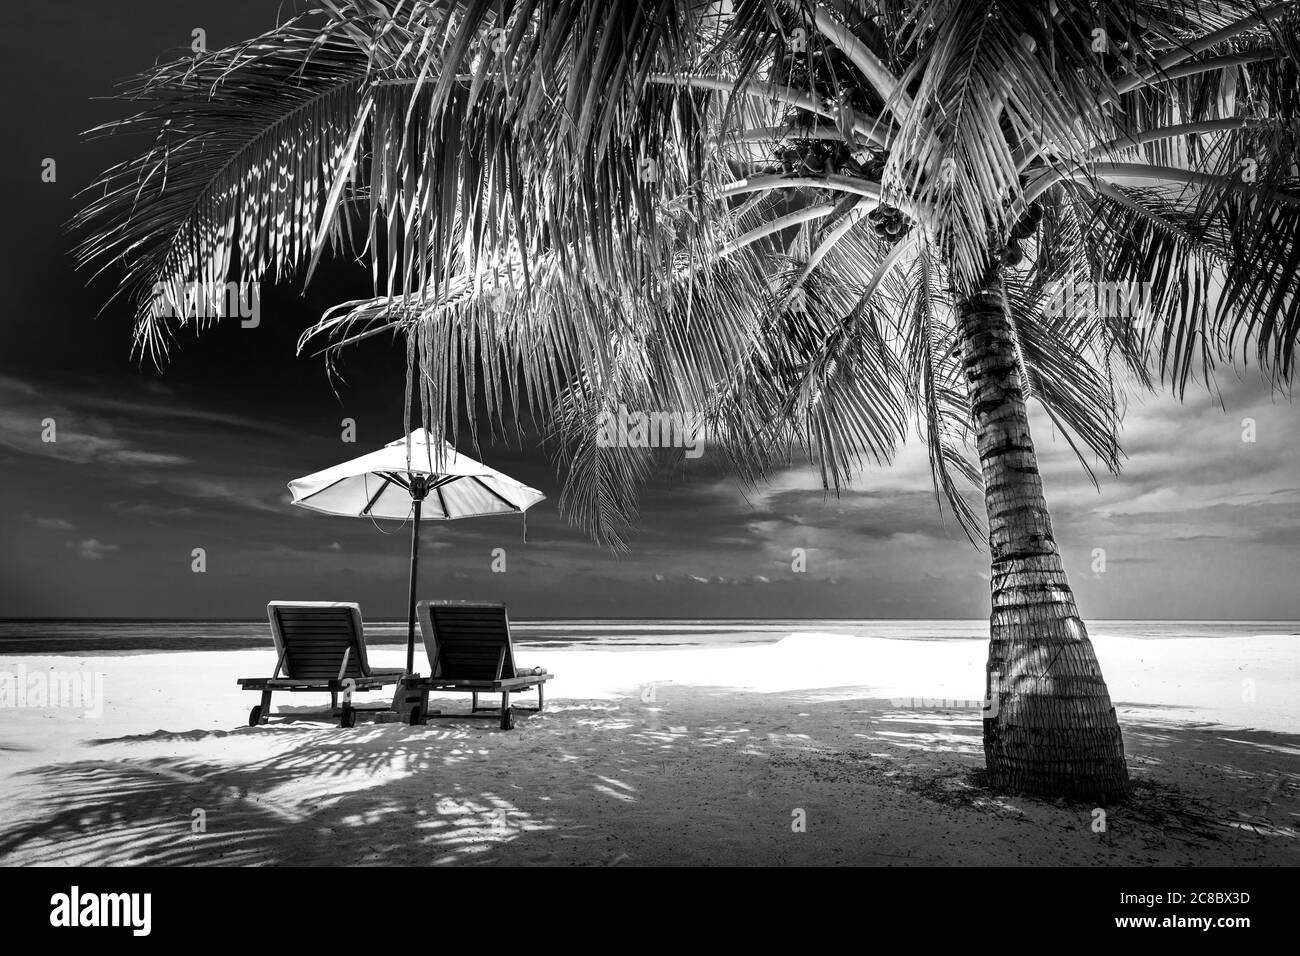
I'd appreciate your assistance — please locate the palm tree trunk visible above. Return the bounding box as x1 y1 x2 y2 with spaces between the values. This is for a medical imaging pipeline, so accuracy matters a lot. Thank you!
956 280 1130 801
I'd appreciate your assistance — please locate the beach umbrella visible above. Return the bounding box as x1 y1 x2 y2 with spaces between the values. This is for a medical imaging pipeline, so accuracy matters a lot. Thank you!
287 429 545 674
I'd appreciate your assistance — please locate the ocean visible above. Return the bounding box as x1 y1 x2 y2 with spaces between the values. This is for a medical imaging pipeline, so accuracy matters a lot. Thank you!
0 618 1295 656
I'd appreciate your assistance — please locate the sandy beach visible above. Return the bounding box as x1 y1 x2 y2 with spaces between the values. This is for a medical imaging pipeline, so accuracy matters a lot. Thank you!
0 630 1296 866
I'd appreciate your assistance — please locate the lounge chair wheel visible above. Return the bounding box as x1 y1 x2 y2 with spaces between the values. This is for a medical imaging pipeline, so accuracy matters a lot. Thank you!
408 705 422 727
500 705 515 731
340 705 357 728
248 705 262 727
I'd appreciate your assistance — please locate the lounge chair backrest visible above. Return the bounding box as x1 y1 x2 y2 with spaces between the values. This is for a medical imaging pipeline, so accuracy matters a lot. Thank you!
417 601 516 680
267 602 372 680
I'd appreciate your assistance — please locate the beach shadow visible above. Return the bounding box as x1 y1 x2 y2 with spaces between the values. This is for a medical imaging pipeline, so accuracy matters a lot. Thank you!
0 696 806 865
2 689 1296 865
0 722 564 865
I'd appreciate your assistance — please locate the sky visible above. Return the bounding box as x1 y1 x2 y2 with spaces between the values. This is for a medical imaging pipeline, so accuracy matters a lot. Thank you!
0 3 1297 621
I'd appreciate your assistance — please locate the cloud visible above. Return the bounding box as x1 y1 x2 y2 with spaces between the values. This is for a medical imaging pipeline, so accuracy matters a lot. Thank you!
1 347 1297 618
70 539 119 560
21 514 74 531
0 375 292 517
105 450 192 467
0 375 191 468
109 501 197 520
89 394 297 437
162 477 288 515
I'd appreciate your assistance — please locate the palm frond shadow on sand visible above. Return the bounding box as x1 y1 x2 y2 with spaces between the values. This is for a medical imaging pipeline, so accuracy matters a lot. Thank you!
0 717 576 866
1 690 1297 866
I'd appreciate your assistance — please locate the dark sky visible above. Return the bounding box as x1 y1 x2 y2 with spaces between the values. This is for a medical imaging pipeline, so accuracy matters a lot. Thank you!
1 3 1297 621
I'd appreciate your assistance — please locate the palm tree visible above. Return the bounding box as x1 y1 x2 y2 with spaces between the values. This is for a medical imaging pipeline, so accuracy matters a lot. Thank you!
76 0 1300 801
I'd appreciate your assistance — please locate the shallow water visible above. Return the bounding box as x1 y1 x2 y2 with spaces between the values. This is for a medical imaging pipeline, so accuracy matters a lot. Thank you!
0 618 1294 655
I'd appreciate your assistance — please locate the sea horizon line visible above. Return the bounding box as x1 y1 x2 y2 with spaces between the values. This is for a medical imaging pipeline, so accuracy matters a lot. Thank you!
2 616 1298 625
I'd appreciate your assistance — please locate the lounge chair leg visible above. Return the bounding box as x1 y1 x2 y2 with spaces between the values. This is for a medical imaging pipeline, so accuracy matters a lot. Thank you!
500 692 514 730
330 691 338 712
258 689 272 725
472 691 479 712
537 683 544 712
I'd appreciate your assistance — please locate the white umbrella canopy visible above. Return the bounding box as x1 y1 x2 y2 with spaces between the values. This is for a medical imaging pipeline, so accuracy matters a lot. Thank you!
288 429 546 520
287 429 545 674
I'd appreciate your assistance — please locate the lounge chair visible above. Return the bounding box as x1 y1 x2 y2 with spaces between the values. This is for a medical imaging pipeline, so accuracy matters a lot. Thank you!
237 602 406 727
407 600 551 729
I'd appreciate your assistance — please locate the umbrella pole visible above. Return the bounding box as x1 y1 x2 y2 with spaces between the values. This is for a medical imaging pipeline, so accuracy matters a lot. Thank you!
406 497 422 675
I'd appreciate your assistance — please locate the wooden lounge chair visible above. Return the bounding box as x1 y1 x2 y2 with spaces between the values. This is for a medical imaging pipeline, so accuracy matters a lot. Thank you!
407 600 551 729
237 602 406 728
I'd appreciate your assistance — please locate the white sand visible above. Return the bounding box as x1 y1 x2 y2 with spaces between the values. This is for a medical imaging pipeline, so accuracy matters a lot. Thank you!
0 632 1296 865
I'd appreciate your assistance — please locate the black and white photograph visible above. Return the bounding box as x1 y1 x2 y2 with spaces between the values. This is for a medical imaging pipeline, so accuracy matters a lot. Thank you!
0 0 1296 926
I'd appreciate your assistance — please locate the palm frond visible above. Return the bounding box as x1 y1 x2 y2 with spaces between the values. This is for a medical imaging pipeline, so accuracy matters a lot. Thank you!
74 13 380 360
